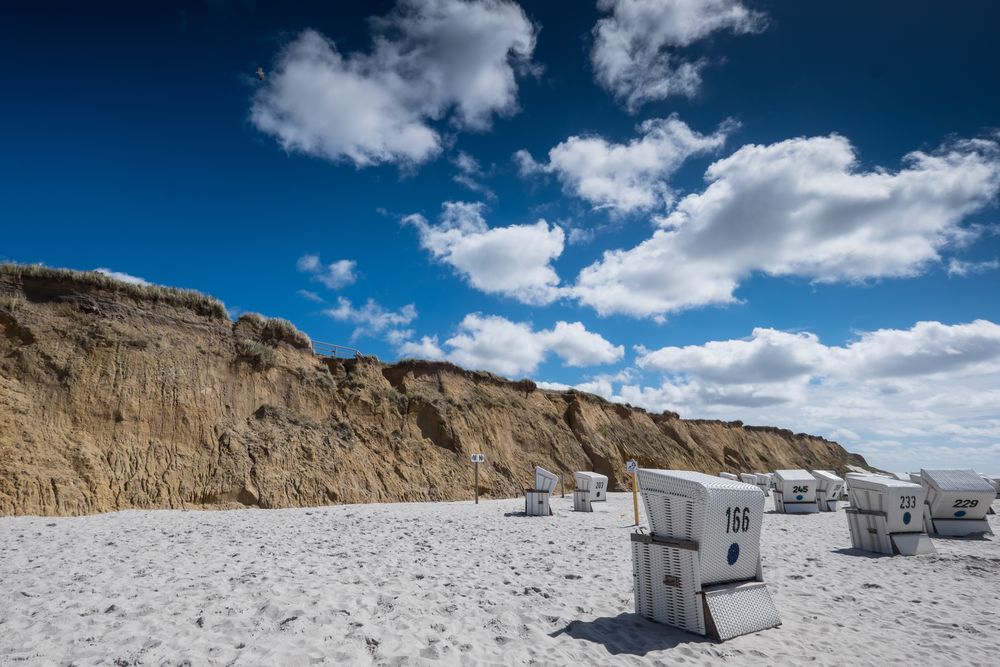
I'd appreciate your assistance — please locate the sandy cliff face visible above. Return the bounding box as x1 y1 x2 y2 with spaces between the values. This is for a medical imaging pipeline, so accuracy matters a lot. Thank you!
0 267 869 516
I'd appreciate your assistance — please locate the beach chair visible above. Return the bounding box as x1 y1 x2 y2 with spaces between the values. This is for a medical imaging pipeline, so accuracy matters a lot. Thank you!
845 475 935 555
772 470 819 513
525 466 557 516
918 469 996 537
908 473 922 484
573 471 608 512
739 473 758 486
811 470 845 512
719 472 739 481
752 473 771 497
631 470 780 641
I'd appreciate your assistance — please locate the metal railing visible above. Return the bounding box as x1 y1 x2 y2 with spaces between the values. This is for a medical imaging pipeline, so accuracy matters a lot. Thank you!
311 339 362 359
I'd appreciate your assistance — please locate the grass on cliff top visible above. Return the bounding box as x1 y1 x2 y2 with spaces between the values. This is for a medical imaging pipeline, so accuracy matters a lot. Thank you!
0 263 229 321
235 313 313 351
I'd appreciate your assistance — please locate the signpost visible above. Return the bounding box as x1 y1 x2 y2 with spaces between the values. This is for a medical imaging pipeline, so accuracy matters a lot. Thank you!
626 459 639 525
471 453 485 504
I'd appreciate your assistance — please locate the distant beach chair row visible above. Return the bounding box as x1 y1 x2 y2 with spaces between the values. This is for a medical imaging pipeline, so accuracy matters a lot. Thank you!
628 465 996 642
522 463 994 642
719 468 844 513
523 466 609 515
713 466 996 555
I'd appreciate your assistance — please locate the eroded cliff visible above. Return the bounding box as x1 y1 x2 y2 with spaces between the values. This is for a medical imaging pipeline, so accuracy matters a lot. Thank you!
0 265 869 516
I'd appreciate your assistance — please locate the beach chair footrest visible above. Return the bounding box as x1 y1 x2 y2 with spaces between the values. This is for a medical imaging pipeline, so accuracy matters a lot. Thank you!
701 581 781 641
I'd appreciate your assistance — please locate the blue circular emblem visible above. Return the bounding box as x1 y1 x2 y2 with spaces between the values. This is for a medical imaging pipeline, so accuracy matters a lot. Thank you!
727 542 740 565
955 510 967 518
795 495 803 501
903 511 911 525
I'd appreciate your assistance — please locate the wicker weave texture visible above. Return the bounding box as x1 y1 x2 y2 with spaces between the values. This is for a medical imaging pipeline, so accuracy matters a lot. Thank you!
631 540 705 635
920 469 995 520
703 582 781 641
636 470 764 585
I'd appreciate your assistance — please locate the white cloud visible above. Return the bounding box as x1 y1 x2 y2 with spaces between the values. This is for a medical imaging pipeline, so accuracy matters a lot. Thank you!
538 368 639 401
250 0 536 167
947 257 999 277
297 289 325 303
404 202 566 304
573 135 1000 318
593 320 1000 470
297 254 357 289
538 321 625 367
398 314 623 377
325 297 417 342
515 115 732 214
398 335 447 360
93 268 150 286
592 0 766 111
452 151 495 198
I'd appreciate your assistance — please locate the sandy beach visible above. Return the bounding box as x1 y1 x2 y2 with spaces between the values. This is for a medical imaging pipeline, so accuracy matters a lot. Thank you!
2 493 999 666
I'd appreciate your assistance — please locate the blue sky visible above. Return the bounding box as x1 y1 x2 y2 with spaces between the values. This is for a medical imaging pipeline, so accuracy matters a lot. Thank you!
2 1 999 472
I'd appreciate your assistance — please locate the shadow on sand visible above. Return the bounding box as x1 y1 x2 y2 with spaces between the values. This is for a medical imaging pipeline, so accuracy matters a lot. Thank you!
549 612 711 655
831 547 887 559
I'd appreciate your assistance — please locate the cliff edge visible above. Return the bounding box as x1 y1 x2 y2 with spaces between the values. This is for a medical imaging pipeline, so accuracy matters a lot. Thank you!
0 265 869 516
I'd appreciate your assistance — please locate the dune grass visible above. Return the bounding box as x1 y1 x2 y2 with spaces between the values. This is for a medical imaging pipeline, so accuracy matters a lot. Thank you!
235 313 312 351
0 263 229 320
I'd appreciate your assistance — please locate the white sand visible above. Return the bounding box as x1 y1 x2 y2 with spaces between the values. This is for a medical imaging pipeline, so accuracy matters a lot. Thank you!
2 493 999 666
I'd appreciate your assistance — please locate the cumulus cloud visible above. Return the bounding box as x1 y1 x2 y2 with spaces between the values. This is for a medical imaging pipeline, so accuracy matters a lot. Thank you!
515 115 732 214
404 202 566 304
325 297 417 342
297 254 357 289
93 268 150 286
573 135 1000 318
592 0 766 111
398 314 623 377
250 0 536 167
398 335 447 360
594 320 1000 469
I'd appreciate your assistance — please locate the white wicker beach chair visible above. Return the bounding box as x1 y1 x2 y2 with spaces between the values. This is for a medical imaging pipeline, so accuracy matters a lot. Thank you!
918 469 996 536
752 473 771 496
811 470 844 512
845 475 935 555
739 473 758 486
575 471 608 500
525 466 558 516
719 472 739 481
573 471 608 512
772 469 819 513
631 470 780 641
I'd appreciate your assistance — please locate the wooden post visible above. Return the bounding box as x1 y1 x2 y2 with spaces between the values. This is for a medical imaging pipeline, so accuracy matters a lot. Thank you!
632 473 639 526
632 471 640 526
474 460 480 504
